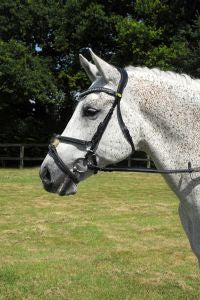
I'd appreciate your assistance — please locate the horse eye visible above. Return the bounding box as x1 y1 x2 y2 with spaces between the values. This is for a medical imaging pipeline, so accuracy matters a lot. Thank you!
83 107 99 117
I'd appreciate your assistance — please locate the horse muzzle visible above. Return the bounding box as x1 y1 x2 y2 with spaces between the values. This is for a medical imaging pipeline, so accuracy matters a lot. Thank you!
39 156 91 196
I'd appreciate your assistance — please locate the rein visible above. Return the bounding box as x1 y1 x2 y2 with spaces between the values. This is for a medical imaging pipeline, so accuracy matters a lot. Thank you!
48 68 200 183
88 162 200 174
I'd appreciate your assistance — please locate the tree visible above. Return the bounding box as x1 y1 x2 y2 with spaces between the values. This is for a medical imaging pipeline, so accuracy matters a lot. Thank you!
0 39 63 142
115 0 200 76
0 0 199 143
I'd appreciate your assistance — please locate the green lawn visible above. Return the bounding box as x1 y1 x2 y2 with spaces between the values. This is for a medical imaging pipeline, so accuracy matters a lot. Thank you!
0 168 199 299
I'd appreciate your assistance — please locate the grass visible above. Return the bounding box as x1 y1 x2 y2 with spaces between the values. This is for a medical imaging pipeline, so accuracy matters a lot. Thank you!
0 168 199 299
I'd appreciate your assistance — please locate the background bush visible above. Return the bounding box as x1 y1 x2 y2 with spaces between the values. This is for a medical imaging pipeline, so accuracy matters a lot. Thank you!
0 0 199 143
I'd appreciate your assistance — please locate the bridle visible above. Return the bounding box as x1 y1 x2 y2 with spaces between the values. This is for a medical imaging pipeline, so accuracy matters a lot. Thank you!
48 68 134 183
48 68 200 184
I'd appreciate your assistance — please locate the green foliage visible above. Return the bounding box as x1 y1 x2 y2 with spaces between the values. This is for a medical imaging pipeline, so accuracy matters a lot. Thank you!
0 0 199 143
0 39 62 142
115 18 163 66
115 1 199 75
0 40 59 103
176 15 200 76
135 0 167 15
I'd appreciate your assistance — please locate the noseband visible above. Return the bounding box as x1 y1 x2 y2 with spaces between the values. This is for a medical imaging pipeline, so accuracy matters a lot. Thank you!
48 68 200 184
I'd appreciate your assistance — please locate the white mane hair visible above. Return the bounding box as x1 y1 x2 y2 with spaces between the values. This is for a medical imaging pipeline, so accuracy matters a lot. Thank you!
126 66 200 91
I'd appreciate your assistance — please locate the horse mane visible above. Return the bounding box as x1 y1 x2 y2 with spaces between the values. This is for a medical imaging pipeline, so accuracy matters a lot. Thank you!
126 66 200 90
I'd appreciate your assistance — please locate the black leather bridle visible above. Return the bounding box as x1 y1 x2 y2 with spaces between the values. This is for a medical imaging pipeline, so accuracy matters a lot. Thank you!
48 68 134 184
48 68 200 184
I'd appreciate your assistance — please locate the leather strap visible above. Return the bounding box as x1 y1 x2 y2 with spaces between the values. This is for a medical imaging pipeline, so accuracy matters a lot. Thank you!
77 87 116 100
88 162 200 174
56 135 91 147
116 68 135 153
117 101 135 153
86 68 132 154
48 144 79 183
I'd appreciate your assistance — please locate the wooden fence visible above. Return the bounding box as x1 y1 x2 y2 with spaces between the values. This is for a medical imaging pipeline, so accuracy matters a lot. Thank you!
0 143 152 169
0 144 47 168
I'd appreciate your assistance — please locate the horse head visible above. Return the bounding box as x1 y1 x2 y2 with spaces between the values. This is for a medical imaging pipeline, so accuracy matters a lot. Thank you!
39 50 141 196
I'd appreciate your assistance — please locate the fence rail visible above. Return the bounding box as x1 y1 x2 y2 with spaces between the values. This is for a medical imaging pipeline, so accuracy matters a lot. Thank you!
0 143 153 169
0 144 47 168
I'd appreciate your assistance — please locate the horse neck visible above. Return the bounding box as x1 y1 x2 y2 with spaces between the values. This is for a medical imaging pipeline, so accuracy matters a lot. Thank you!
128 68 200 170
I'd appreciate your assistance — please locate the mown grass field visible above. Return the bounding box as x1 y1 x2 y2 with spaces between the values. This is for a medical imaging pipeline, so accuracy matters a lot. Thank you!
0 168 199 300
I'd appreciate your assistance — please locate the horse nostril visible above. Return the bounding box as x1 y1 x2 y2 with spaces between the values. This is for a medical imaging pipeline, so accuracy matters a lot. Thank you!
40 166 52 186
45 168 51 182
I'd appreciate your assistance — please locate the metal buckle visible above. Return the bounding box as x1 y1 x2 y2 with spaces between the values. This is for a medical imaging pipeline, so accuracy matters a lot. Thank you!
86 144 93 152
51 137 60 147
115 92 122 98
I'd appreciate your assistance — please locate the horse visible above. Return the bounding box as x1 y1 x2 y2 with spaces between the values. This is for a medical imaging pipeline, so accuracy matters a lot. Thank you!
40 49 200 265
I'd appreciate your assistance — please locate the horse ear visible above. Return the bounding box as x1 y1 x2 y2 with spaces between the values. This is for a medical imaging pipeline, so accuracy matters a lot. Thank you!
89 49 120 84
79 54 100 82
